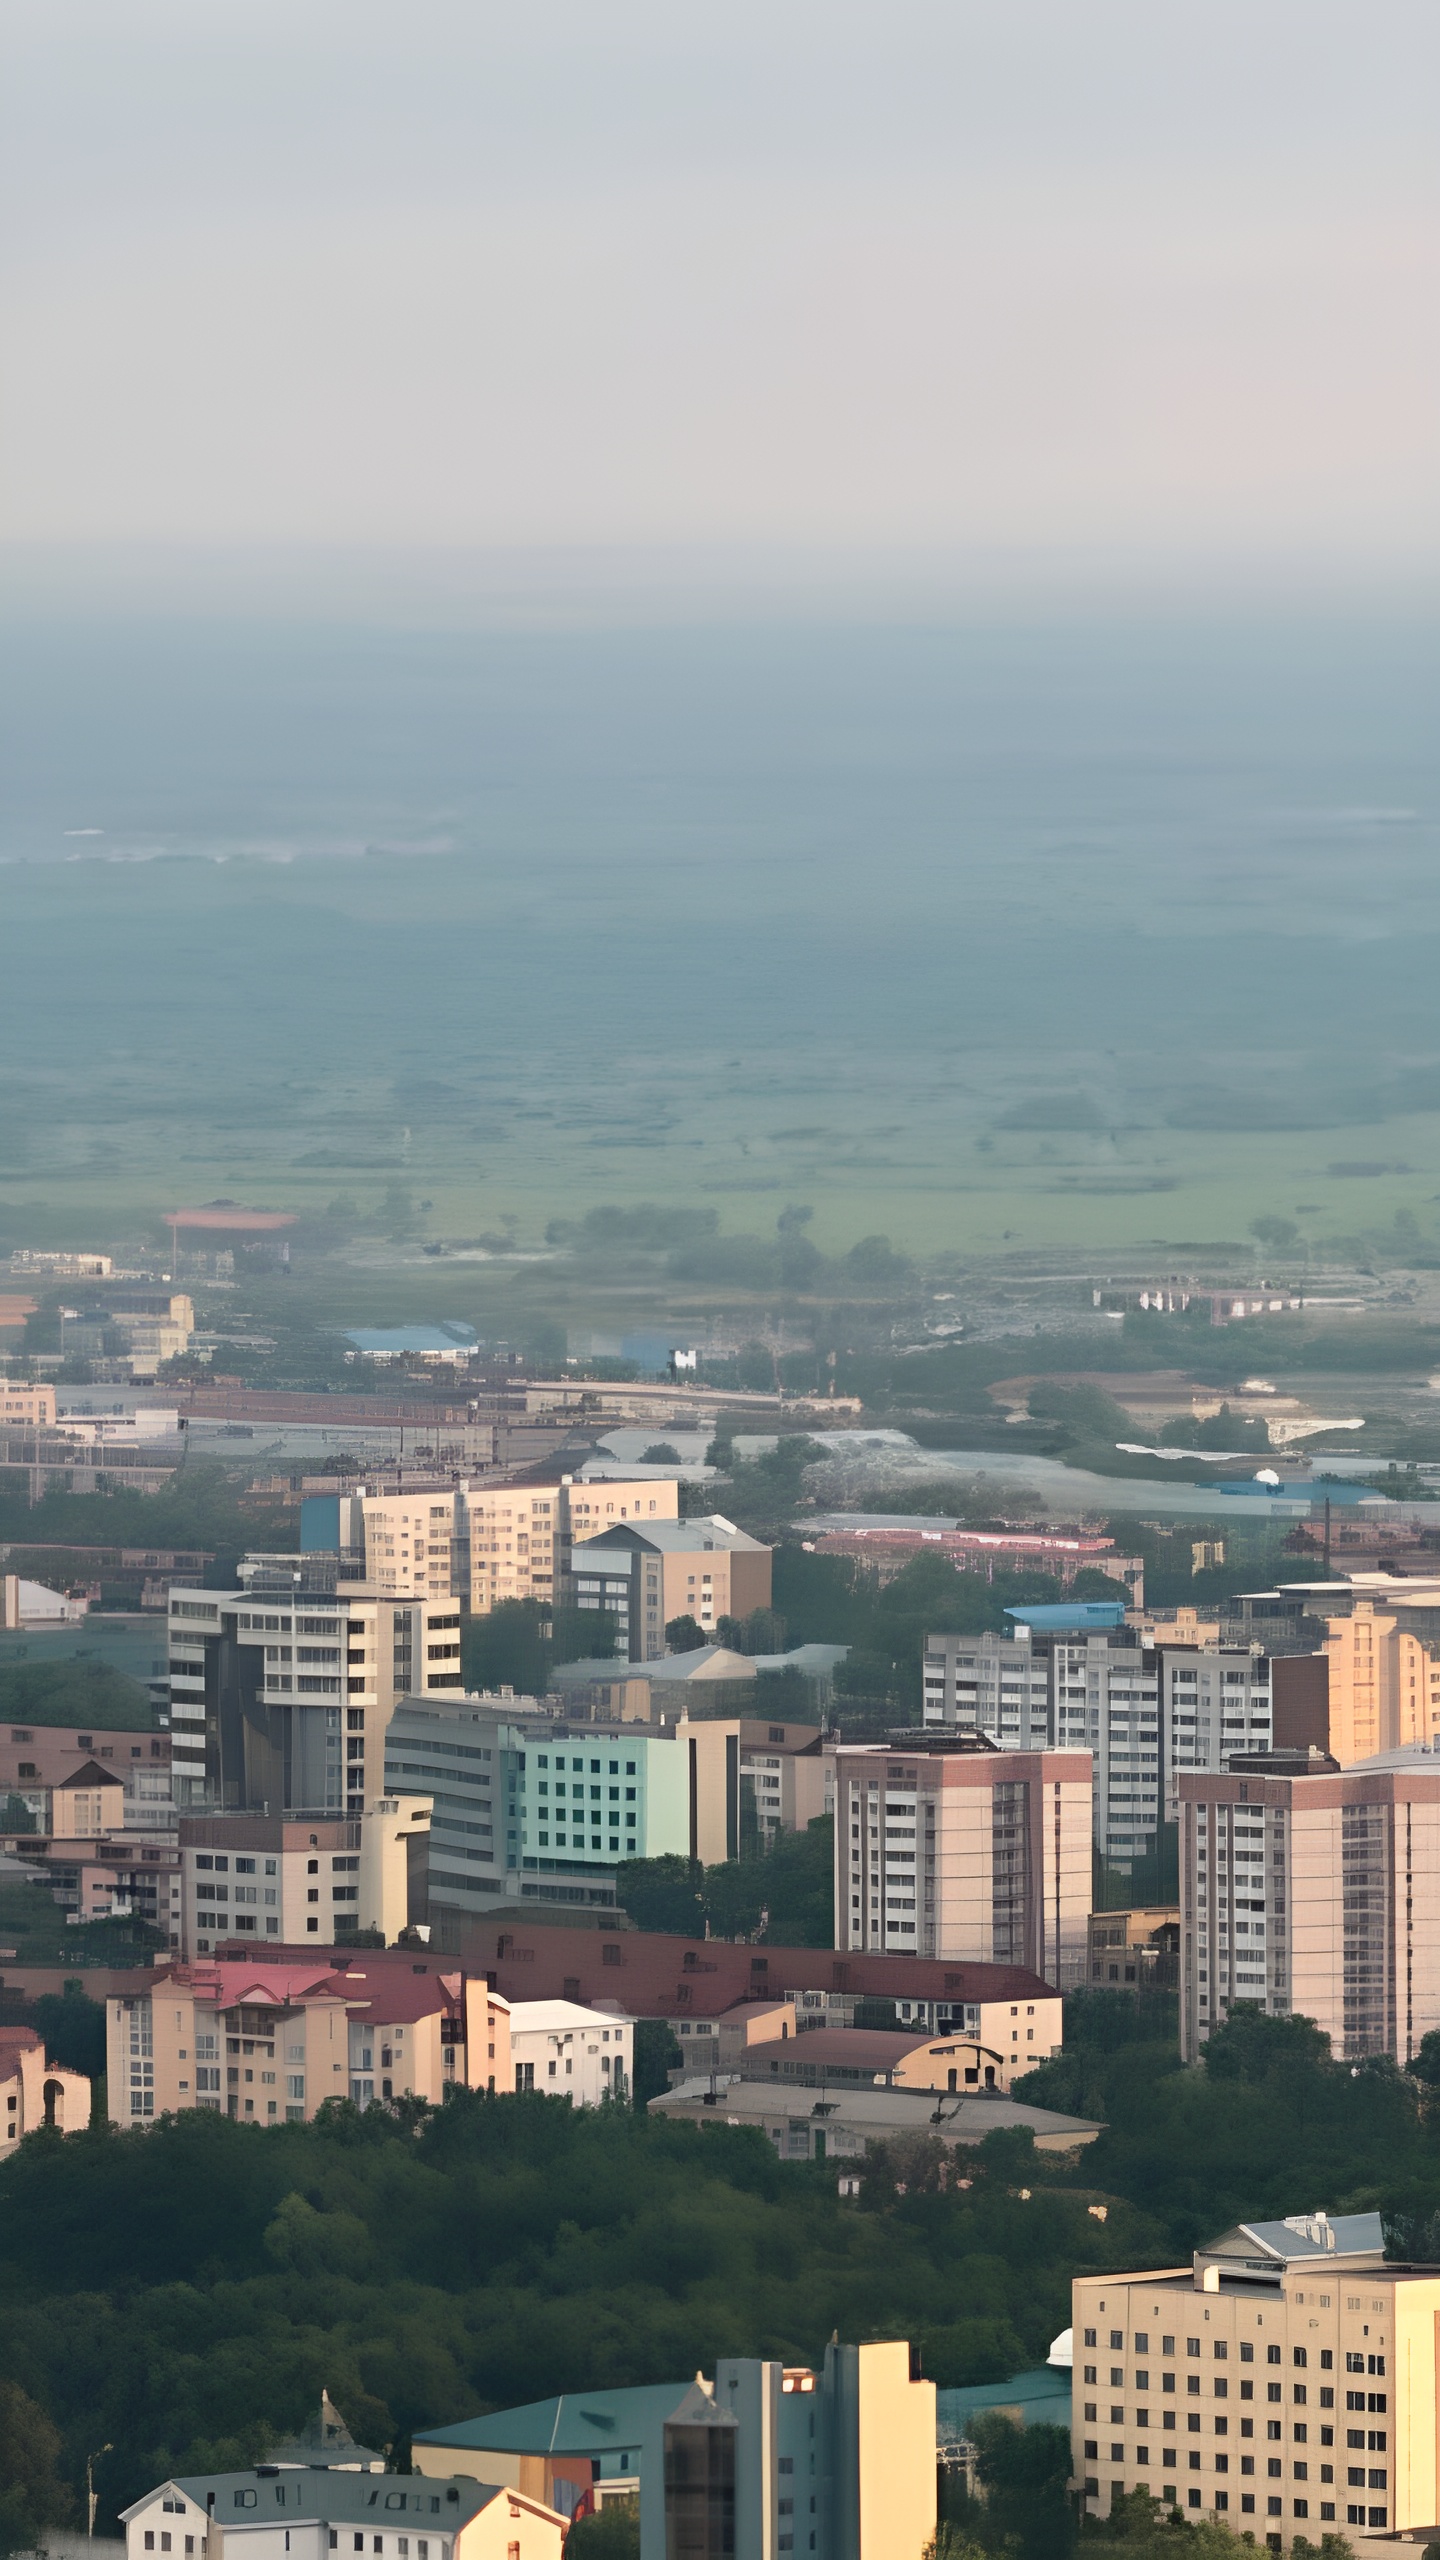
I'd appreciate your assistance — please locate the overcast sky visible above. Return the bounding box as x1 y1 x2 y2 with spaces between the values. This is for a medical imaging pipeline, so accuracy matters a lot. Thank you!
2 0 1436 595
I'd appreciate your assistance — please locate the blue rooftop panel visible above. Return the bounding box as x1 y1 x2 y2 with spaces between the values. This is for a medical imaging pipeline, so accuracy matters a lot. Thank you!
1003 1601 1126 1631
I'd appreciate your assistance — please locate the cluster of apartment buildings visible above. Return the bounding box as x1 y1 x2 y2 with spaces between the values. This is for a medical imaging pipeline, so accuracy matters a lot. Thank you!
916 1568 1440 2072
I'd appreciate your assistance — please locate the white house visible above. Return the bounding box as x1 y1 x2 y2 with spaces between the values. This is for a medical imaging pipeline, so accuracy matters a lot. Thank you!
120 2469 562 2560
508 1999 632 2105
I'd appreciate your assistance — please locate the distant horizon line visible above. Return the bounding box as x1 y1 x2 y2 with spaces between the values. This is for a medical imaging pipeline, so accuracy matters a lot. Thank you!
2 538 1438 630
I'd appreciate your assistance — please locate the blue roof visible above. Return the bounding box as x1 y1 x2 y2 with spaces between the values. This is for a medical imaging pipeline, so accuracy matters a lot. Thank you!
1004 1601 1126 1630
937 2369 1071 2439
342 1324 476 1354
414 2383 690 2458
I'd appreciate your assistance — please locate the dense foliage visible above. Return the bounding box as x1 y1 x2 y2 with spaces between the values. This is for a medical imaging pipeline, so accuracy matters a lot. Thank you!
615 1816 834 1945
0 2096 1160 2534
1014 1995 1440 2255
0 1460 294 1584
0 1658 155 1732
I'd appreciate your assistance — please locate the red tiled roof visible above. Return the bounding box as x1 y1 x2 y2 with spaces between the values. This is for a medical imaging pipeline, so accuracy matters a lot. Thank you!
150 1958 481 2027
459 1925 1057 2013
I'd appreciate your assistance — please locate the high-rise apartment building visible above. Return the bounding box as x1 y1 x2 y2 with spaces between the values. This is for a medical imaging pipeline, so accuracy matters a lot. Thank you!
833 1736 1090 1983
167 1581 461 1814
356 1476 681 1609
923 1616 1273 1863
1178 1746 1440 2065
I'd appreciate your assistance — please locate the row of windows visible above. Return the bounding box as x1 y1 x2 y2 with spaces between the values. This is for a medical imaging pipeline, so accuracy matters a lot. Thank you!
1084 2483 1383 2528
1086 2445 1386 2489
1081 2330 1382 2378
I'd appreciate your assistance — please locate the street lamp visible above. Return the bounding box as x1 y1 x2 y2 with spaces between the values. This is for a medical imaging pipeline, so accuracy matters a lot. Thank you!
87 2445 113 2537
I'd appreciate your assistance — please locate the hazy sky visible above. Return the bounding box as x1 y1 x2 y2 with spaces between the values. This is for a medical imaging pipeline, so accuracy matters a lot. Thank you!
3 0 1436 584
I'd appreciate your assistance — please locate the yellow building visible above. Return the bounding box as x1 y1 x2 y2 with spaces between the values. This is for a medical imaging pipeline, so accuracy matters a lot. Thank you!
0 2026 90 2151
106 1956 510 2126
1073 2214 1434 2546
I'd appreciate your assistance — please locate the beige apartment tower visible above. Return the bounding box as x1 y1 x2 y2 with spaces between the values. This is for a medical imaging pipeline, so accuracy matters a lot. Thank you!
1179 1749 1440 2066
833 1737 1091 1984
359 1476 680 1610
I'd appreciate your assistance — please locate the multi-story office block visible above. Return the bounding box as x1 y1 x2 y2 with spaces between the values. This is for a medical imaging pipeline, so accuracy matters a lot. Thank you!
1072 2211 1432 2546
385 1697 689 1920
571 1515 771 1660
833 1736 1090 1982
1179 1747 1440 2065
176 1798 431 1957
167 1581 461 1814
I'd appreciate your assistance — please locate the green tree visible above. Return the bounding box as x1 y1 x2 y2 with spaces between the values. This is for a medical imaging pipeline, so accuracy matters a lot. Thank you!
1201 2003 1331 2083
1250 1214 1299 1251
0 2379 72 2556
551 1606 617 1666
460 1601 549 1696
664 1615 706 1652
613 1854 705 1933
565 2503 639 2557
967 2412 1074 2560
631 2019 683 2108
31 1980 105 2079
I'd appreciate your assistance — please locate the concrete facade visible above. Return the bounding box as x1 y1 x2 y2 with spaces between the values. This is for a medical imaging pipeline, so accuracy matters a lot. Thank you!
106 1958 510 2124
177 1799 431 1957
0 2025 89 2151
415 2342 936 2560
1179 1748 1440 2066
571 1517 772 1660
833 1738 1090 1983
1073 2233 1437 2547
167 1582 461 1813
122 2469 562 2560
507 1998 632 2103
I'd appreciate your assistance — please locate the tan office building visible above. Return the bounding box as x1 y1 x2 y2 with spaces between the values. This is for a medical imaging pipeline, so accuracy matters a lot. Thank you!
176 1797 432 1957
833 1736 1091 1983
1073 2214 1433 2546
1179 1748 1440 2066
0 1382 56 1429
570 1516 771 1660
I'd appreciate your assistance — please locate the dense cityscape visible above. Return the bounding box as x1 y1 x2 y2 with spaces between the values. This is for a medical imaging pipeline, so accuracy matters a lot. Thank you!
4 0 1432 2553
3 1221 1440 2560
